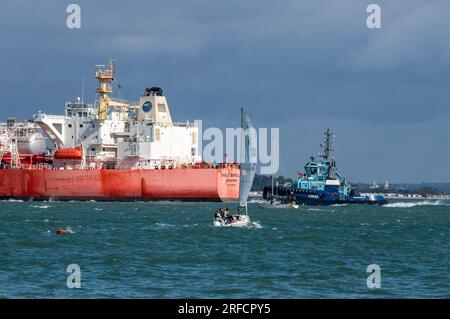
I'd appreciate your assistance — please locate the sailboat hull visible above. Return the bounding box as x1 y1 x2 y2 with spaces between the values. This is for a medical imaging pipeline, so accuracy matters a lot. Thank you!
214 215 250 227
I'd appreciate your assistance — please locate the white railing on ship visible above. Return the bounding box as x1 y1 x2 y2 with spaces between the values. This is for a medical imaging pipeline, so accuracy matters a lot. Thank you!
126 119 196 128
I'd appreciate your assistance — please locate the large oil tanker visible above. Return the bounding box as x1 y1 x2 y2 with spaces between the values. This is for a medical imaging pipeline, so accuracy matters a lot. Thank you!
0 59 239 201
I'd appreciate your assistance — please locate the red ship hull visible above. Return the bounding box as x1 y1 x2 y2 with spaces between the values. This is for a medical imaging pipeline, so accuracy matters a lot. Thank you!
0 166 240 202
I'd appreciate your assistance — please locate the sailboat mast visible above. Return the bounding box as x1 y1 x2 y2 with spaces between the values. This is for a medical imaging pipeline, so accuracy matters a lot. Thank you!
238 108 243 211
271 133 274 198
237 107 256 216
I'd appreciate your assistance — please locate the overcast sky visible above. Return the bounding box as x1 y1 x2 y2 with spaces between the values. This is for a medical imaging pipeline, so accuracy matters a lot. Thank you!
1 0 450 183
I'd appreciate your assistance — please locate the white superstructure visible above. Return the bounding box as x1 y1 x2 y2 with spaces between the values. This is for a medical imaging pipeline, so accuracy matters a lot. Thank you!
32 59 201 169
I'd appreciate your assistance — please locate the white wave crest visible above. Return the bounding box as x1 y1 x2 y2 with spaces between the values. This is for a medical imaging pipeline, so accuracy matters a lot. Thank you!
307 208 323 212
31 205 50 209
383 200 445 208
155 222 175 227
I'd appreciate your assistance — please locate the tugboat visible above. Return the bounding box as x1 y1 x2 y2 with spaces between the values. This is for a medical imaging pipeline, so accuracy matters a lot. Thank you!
263 129 387 205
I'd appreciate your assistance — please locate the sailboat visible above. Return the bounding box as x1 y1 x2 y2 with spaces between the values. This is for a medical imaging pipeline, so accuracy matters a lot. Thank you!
214 108 257 227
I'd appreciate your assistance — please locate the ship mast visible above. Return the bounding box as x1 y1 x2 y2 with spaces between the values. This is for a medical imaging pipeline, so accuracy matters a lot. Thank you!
95 58 115 121
320 128 334 162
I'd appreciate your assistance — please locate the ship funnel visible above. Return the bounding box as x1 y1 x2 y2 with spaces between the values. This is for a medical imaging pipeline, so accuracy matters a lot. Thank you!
138 87 173 124
145 87 163 96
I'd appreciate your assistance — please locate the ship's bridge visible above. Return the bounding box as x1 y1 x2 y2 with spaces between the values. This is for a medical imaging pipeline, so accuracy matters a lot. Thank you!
304 161 328 181
65 100 97 118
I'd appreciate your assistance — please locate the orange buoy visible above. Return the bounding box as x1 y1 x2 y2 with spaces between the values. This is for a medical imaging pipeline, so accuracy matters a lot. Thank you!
56 229 66 235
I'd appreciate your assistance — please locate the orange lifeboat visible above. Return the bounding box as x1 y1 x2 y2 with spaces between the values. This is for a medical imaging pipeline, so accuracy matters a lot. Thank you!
54 148 83 160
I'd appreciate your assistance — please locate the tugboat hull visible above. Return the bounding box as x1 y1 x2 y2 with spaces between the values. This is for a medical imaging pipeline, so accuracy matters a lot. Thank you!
294 193 387 206
263 187 387 206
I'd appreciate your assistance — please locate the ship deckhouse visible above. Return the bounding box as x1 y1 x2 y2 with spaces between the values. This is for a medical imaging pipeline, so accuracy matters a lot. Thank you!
33 59 201 169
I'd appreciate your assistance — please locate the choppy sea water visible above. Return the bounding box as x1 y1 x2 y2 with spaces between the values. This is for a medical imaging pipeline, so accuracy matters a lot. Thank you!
0 200 449 298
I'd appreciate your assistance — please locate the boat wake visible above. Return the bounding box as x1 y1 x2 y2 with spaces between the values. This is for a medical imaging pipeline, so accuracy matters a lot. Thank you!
383 200 446 208
249 221 262 229
55 226 75 234
64 227 75 234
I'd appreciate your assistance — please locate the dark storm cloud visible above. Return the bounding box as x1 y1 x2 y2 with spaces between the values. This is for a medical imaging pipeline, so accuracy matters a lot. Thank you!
1 0 450 182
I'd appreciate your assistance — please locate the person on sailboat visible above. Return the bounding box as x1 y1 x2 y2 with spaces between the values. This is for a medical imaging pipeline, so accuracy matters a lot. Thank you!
214 209 222 221
224 208 233 224
235 207 241 221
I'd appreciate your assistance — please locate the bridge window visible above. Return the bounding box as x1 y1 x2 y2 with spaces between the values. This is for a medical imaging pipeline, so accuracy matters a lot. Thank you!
305 166 317 175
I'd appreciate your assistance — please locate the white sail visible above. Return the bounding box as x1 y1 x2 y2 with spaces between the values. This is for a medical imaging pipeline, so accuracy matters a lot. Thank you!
239 109 257 209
